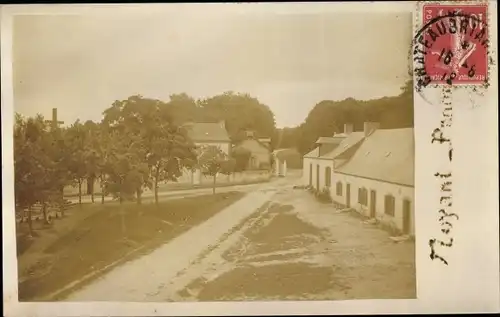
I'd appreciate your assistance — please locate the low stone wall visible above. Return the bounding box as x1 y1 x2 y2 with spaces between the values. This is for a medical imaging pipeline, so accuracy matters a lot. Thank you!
64 170 271 196
202 170 271 185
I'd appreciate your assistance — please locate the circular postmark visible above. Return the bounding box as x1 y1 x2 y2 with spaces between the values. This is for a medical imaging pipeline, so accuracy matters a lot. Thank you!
411 3 491 107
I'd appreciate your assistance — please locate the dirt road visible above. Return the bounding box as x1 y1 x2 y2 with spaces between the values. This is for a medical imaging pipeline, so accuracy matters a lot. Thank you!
63 176 296 301
176 188 416 301
63 172 415 301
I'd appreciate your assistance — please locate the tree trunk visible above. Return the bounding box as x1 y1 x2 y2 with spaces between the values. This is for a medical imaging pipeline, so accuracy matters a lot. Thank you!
119 180 126 235
100 176 105 204
119 179 123 205
78 179 82 206
120 204 126 236
86 177 91 194
60 184 65 217
27 205 33 237
154 180 159 205
136 188 142 205
90 177 95 203
42 201 49 224
213 174 217 194
59 201 65 218
154 166 160 205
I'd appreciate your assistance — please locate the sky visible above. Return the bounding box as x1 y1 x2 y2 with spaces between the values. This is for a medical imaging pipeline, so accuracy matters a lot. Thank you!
12 4 413 128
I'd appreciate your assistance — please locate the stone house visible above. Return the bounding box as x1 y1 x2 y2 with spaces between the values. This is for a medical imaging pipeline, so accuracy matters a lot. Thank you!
182 121 231 184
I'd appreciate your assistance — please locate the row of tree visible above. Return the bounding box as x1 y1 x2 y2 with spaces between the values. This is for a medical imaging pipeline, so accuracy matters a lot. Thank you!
160 91 277 145
14 95 258 236
14 82 414 234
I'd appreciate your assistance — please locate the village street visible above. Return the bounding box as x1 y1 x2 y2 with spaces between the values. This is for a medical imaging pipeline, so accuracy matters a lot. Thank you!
62 171 415 302
66 181 270 205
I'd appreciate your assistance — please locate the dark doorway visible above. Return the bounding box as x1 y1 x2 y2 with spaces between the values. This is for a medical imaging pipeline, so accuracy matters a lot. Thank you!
403 199 411 234
346 183 351 207
316 165 320 189
370 190 376 218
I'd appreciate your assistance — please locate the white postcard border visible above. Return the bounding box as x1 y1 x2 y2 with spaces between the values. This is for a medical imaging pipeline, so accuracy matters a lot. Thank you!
2 2 499 316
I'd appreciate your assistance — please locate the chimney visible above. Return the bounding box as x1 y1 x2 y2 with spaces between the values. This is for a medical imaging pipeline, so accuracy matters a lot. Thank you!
344 123 354 134
246 130 255 138
363 122 380 137
220 120 226 130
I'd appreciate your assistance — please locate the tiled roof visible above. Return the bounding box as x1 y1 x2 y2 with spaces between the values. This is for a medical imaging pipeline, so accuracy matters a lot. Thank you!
303 147 320 158
185 122 230 142
320 132 365 159
335 128 414 187
315 136 345 144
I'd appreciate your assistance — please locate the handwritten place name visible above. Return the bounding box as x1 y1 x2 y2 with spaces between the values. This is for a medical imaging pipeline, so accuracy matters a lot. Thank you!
429 87 457 265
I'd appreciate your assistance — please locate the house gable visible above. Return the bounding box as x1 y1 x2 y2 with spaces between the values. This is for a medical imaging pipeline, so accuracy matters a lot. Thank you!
321 132 365 164
304 147 320 158
185 122 230 143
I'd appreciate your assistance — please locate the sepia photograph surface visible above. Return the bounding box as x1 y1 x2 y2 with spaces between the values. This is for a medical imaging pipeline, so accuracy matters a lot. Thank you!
11 6 415 302
2 2 499 316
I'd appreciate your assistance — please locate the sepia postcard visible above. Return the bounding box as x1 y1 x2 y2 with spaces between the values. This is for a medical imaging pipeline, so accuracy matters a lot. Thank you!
1 1 499 316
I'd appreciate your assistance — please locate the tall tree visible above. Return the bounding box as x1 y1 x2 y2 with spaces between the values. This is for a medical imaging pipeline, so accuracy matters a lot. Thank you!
198 145 235 194
165 93 200 124
82 120 101 201
66 120 92 206
197 91 277 143
295 79 414 154
146 123 198 205
102 95 198 205
14 114 66 233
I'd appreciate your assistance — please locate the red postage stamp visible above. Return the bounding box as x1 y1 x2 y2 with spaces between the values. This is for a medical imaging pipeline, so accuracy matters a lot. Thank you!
416 2 488 86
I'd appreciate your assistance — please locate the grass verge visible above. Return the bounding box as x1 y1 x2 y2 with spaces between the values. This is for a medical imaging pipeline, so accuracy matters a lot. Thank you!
16 191 245 301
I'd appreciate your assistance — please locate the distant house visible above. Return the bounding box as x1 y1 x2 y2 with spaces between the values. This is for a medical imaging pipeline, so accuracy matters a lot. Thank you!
303 122 415 236
182 121 231 184
233 130 272 170
303 124 363 191
184 121 231 154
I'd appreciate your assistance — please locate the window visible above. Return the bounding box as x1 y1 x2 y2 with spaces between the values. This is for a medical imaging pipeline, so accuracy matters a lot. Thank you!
336 182 343 196
384 194 396 216
358 187 368 205
325 167 332 187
